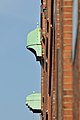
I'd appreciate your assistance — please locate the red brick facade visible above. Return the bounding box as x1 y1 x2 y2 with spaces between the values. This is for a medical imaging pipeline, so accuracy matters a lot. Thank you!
41 0 80 120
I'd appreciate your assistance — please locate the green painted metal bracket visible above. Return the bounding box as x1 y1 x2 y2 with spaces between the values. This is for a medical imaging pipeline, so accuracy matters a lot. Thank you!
26 25 42 61
26 92 41 113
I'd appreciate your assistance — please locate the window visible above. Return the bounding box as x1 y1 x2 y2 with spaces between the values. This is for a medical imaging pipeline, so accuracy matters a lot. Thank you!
46 111 48 120
43 36 45 45
47 20 49 32
46 37 48 58
49 27 53 96
46 61 48 72
56 49 59 120
42 97 44 103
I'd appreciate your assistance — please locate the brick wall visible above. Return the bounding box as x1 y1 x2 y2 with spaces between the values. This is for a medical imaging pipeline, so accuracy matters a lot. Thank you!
41 0 80 120
62 0 73 120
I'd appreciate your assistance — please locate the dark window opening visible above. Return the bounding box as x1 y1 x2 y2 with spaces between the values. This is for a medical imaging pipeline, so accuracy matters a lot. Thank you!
46 111 48 120
46 37 48 58
42 97 44 103
41 58 44 68
49 27 53 96
43 36 45 45
41 0 43 4
41 112 44 120
46 61 48 72
47 20 49 32
56 48 60 120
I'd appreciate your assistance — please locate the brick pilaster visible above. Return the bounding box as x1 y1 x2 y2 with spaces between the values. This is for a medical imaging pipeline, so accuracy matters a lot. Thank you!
63 0 73 120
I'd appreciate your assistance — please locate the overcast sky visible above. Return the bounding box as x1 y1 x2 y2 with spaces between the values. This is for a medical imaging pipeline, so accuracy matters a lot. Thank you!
0 0 41 120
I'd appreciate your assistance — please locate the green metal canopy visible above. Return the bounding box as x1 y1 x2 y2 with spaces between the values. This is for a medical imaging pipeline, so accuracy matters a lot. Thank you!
26 24 42 61
26 92 41 113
